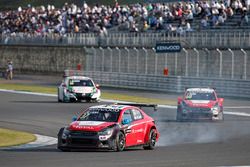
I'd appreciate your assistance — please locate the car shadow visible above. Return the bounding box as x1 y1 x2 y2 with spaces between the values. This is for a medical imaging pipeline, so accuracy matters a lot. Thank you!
2 147 144 153
10 100 59 104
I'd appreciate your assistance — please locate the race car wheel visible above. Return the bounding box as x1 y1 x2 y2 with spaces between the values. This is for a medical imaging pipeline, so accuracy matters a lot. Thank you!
57 92 62 102
143 129 157 150
86 98 91 103
218 111 224 121
176 112 183 122
57 128 70 152
115 131 125 152
58 147 70 152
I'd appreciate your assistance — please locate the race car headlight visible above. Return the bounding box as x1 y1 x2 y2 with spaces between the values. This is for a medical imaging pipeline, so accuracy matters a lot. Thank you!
92 88 97 93
212 103 219 114
181 102 190 113
62 129 70 139
98 128 113 136
98 128 113 141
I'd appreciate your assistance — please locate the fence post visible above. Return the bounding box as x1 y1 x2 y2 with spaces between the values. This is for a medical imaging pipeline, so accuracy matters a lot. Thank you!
152 48 157 75
125 47 130 73
204 48 210 77
133 47 139 74
183 48 188 77
175 52 178 76
216 48 223 78
108 47 112 72
241 49 247 80
92 47 96 71
143 47 148 74
116 47 121 73
228 48 234 79
193 48 199 77
84 46 89 71
165 52 168 69
99 47 104 72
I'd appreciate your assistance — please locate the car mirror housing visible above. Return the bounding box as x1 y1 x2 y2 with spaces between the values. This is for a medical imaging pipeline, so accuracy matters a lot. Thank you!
95 84 100 89
122 119 131 125
72 116 78 122
218 98 224 104
177 97 182 104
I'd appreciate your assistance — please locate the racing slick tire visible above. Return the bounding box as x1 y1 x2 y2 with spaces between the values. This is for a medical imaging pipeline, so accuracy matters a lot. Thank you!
114 131 125 152
176 112 183 122
57 128 70 152
143 129 157 150
86 98 91 103
57 92 62 102
218 111 224 121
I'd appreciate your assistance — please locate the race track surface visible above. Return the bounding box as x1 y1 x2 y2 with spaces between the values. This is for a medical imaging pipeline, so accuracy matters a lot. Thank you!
0 92 250 167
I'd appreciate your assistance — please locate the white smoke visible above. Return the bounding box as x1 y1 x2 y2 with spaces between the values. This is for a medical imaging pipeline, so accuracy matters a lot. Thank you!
152 108 250 147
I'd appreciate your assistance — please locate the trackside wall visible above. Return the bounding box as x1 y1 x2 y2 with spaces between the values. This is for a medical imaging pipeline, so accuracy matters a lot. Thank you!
0 45 86 73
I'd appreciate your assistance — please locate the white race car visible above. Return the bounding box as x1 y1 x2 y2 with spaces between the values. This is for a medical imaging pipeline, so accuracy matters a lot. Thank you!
58 70 101 103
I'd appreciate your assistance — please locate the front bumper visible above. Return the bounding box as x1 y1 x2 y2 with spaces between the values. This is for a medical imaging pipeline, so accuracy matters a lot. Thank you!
64 91 101 102
179 107 218 120
58 131 115 150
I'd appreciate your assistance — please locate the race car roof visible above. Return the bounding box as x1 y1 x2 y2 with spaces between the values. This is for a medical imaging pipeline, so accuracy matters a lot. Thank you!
65 76 91 80
89 104 129 111
186 88 215 93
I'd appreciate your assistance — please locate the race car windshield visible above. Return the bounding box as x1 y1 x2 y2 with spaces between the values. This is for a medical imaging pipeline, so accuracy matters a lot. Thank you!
79 109 120 122
185 92 216 100
69 79 94 87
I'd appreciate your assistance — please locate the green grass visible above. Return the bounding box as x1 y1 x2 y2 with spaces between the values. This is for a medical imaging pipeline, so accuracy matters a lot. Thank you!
0 83 176 105
0 0 145 10
0 128 36 147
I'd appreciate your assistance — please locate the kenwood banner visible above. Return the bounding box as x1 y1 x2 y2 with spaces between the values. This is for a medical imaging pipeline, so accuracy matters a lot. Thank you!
155 43 182 53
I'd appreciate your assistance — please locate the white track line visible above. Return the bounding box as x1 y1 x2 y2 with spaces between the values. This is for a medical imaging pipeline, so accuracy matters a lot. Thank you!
0 134 57 150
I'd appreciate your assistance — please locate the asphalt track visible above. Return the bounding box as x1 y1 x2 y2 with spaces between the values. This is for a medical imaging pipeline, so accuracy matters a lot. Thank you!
0 91 250 167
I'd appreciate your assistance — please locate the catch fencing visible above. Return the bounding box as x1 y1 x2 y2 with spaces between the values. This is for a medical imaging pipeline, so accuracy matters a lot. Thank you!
84 47 250 80
83 71 250 98
1 30 250 49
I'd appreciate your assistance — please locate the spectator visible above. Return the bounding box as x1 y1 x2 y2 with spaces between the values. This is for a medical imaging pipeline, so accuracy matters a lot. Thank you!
201 16 209 29
6 60 13 80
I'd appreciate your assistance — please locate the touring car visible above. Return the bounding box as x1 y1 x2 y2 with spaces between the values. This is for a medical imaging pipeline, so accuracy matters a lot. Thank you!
57 103 159 151
58 70 101 102
176 88 224 121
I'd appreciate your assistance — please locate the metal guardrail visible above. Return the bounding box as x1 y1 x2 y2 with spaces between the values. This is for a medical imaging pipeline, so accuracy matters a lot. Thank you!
84 71 250 98
1 30 250 48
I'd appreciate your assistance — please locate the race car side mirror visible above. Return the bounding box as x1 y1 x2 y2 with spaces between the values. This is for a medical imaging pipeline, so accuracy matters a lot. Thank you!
62 83 66 87
218 98 224 104
72 116 78 122
177 97 182 104
122 119 131 125
95 84 100 89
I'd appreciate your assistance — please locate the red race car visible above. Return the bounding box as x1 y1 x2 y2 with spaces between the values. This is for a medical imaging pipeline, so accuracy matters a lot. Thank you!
176 88 224 121
57 103 159 151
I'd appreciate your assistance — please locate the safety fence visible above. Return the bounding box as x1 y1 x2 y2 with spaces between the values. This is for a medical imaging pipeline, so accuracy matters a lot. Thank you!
85 47 250 80
83 71 250 98
1 30 250 49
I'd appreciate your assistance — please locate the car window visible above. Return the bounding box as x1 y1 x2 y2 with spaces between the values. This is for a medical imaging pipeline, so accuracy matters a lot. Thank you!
79 109 120 122
122 110 133 123
185 91 216 100
131 109 143 120
68 79 94 87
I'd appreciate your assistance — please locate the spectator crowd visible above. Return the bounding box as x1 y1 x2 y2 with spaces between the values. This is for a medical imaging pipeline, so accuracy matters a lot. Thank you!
0 0 249 36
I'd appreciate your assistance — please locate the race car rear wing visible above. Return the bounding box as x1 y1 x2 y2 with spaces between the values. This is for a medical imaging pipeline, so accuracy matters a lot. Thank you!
185 87 216 90
64 70 84 77
116 103 158 112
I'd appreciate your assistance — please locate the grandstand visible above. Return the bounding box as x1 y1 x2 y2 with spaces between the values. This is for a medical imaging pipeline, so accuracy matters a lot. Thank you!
0 0 249 35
